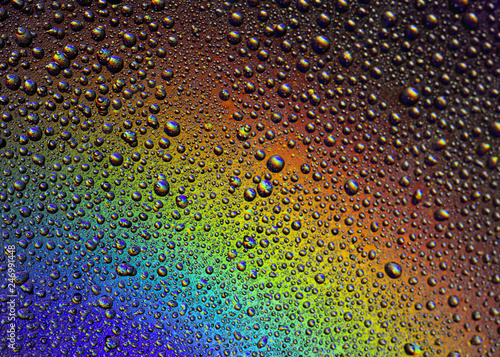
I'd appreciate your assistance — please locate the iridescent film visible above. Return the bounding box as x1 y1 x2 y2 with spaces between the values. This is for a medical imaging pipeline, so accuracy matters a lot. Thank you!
0 0 499 356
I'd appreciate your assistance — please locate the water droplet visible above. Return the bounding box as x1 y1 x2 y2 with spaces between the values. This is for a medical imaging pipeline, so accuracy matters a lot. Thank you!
384 262 402 279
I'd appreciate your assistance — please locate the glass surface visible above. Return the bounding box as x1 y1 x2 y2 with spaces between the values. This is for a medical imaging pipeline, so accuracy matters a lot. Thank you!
0 1 498 356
